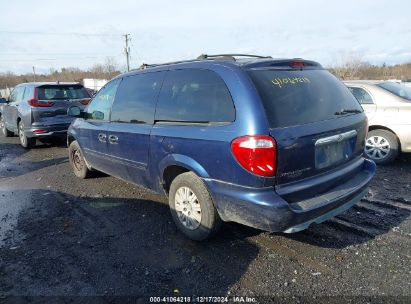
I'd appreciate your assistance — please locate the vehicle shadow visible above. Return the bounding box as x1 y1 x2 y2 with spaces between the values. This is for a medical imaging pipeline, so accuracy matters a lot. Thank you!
282 155 411 249
0 156 68 178
0 143 27 159
0 137 69 178
35 137 67 148
0 189 259 297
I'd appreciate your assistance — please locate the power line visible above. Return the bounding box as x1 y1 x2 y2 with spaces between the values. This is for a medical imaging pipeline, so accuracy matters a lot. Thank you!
0 54 123 62
0 53 122 56
0 30 119 37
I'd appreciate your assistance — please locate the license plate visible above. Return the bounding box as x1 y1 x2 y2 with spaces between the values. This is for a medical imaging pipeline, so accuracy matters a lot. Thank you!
315 137 355 169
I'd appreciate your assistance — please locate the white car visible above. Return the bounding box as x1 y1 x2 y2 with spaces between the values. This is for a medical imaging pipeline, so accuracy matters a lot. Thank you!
344 81 411 164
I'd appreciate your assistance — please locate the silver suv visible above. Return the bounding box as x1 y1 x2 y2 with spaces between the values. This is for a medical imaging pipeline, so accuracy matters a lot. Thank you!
345 81 411 164
0 82 90 148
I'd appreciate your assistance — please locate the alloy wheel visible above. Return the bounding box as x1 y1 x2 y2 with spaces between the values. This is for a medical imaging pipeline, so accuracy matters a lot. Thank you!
0 118 5 135
19 124 26 146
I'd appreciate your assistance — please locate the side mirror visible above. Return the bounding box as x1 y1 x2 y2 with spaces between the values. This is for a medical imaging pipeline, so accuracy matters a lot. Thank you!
91 111 104 120
0 98 7 104
67 106 82 117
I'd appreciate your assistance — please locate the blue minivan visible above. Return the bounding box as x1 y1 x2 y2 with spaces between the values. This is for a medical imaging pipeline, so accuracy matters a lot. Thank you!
67 54 376 240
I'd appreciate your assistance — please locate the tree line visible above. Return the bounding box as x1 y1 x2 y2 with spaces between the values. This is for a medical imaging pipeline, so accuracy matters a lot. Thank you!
329 59 411 80
0 58 121 89
1 56 411 90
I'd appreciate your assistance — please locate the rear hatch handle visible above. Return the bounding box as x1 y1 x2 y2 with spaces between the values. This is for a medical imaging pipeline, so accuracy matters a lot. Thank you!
315 130 357 146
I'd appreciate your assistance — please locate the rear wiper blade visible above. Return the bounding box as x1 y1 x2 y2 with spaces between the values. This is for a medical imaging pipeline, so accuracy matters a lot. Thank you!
334 109 362 115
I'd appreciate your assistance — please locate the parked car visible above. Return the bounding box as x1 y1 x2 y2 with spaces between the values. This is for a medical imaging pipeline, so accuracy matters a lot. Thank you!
344 80 411 164
0 82 91 148
67 54 375 240
85 88 97 97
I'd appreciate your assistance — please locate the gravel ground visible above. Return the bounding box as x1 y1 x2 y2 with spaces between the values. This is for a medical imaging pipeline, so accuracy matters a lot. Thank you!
0 136 410 303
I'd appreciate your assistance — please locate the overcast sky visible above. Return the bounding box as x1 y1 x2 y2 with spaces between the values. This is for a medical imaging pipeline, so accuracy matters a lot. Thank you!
0 0 410 74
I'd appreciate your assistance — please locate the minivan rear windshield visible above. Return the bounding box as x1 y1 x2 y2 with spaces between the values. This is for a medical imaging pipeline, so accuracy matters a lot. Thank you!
377 82 411 101
248 69 363 128
37 85 90 100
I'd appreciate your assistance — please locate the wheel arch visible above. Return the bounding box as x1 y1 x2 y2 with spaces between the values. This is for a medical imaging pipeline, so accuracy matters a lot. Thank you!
368 125 401 149
67 134 76 147
159 154 210 194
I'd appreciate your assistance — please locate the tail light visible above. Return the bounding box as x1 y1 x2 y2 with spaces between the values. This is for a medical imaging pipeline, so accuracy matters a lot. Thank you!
27 99 54 107
231 135 276 177
33 129 46 133
289 60 305 68
80 99 90 105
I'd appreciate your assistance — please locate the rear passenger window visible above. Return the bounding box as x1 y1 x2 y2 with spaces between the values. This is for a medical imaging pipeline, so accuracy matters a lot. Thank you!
111 72 165 124
23 86 34 102
9 86 25 103
348 87 374 104
155 69 235 123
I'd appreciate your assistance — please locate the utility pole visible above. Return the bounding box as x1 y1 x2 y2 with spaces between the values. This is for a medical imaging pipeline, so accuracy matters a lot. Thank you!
123 34 131 72
32 66 36 82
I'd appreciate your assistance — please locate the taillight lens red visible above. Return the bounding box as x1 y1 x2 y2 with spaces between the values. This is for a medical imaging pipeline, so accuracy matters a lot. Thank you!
231 135 276 177
33 129 46 133
27 99 54 107
80 99 90 105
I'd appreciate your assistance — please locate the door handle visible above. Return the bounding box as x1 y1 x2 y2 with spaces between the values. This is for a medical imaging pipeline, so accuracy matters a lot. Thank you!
98 133 107 143
108 135 118 144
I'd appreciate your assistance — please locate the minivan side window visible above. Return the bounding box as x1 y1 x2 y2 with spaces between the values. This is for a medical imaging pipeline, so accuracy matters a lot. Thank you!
155 69 235 123
86 79 120 121
348 87 374 104
111 71 165 124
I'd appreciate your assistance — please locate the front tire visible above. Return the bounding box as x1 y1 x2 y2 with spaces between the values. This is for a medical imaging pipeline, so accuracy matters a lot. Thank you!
169 172 222 241
18 121 36 149
365 129 399 165
0 116 13 137
69 140 92 179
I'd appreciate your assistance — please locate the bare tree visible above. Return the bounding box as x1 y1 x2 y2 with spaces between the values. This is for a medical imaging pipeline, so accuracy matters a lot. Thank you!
330 52 367 80
104 57 119 79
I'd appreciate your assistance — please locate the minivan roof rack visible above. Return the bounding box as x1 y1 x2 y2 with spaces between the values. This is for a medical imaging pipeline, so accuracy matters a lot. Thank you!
138 54 272 69
139 59 203 69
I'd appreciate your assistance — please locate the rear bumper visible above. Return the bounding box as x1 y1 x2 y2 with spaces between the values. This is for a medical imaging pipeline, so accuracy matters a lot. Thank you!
205 158 376 232
24 124 70 138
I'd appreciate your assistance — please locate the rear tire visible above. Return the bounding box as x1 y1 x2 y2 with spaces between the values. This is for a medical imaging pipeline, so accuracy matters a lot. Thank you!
18 121 36 149
0 116 13 137
365 129 399 165
68 140 91 179
169 172 222 241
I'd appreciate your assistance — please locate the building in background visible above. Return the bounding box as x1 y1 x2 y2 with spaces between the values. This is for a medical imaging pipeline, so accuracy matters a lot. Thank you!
82 79 107 91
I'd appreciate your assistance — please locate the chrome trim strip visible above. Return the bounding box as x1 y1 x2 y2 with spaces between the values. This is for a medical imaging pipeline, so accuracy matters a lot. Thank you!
315 130 357 146
33 130 67 136
84 148 147 170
